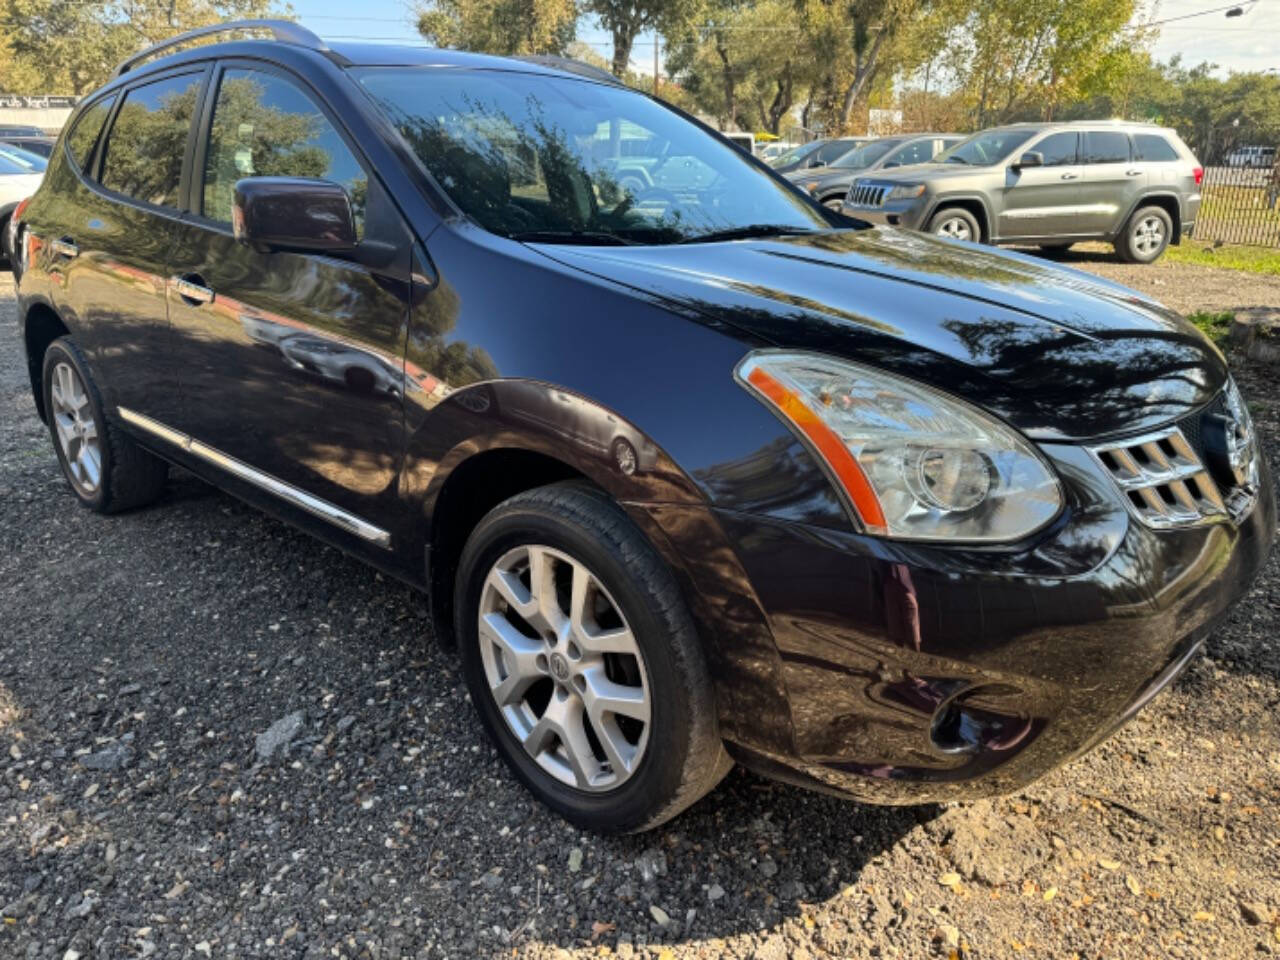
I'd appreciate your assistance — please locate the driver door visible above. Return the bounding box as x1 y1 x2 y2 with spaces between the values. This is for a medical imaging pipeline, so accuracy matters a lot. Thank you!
997 131 1083 240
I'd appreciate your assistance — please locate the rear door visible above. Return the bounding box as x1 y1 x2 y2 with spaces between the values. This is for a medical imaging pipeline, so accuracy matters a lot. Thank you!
1078 130 1140 235
163 62 413 545
997 130 1083 240
51 69 207 425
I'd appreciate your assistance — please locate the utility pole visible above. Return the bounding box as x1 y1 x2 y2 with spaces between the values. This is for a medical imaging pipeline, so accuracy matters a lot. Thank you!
654 33 660 96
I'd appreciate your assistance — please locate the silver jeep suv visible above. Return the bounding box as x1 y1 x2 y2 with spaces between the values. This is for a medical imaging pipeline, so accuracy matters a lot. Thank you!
841 122 1203 263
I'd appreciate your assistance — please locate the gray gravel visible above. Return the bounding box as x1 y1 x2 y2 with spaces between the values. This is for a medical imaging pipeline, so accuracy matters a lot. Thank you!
2 259 1279 960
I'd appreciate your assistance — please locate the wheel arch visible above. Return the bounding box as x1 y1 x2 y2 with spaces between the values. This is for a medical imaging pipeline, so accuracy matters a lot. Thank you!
21 299 71 423
1116 192 1182 246
923 194 993 242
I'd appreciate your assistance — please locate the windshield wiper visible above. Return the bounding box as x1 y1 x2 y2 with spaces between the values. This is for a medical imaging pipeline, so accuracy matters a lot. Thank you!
508 229 637 246
678 224 815 244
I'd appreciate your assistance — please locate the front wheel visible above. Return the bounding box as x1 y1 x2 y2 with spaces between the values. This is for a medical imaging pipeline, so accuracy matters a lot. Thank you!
1116 205 1172 263
927 207 981 243
454 482 731 833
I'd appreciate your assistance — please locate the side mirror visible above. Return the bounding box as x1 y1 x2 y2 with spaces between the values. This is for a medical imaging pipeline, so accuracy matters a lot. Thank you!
810 158 826 168
1014 151 1043 169
233 177 357 254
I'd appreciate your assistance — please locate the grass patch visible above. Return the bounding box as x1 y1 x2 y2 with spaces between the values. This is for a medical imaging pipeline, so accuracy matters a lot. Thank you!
1165 242 1280 276
1187 310 1234 346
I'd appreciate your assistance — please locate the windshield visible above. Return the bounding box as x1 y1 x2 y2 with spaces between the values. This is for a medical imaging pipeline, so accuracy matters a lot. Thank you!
831 139 901 169
769 141 822 167
358 67 830 244
0 145 47 173
936 129 1035 166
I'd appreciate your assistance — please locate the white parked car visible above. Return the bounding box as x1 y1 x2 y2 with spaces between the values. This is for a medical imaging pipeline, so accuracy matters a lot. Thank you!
1 144 47 274
1225 145 1276 168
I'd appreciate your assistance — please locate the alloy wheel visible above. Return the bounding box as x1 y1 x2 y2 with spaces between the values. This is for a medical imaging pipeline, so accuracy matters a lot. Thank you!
935 217 972 241
50 361 101 494
1133 216 1165 256
477 544 651 792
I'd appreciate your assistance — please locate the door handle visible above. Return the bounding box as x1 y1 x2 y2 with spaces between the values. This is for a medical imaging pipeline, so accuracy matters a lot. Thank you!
1060 172 1078 180
1126 169 1143 176
172 275 214 305
50 237 78 259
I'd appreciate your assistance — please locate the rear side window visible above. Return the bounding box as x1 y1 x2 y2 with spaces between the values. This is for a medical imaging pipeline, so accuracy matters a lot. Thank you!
1133 134 1179 163
816 140 857 163
1036 132 1078 166
201 68 368 233
66 95 115 173
100 73 202 208
1083 131 1130 164
883 139 935 167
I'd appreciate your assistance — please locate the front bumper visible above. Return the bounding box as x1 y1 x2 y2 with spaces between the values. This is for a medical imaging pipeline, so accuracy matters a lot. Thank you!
640 439 1275 804
840 189 931 229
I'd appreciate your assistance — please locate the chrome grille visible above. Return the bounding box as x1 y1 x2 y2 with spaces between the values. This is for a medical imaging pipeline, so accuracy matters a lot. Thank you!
846 182 888 207
1089 427 1227 529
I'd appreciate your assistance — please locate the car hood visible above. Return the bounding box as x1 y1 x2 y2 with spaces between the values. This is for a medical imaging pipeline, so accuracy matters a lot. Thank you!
785 167 860 185
859 162 995 184
532 227 1225 441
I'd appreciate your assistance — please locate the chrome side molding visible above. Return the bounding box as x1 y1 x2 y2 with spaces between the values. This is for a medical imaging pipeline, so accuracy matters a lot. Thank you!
117 407 392 548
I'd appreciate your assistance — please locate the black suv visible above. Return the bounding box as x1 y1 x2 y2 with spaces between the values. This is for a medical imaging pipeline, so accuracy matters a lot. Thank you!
15 21 1274 833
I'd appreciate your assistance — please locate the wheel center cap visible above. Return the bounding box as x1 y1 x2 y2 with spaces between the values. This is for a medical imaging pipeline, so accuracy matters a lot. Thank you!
549 653 570 681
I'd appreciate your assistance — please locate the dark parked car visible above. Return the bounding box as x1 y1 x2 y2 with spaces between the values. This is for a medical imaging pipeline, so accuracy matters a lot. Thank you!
769 136 871 174
15 21 1274 833
787 133 963 208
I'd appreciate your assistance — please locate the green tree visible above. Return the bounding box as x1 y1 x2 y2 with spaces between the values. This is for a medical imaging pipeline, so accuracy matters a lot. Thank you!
0 0 287 95
585 0 699 79
415 0 577 55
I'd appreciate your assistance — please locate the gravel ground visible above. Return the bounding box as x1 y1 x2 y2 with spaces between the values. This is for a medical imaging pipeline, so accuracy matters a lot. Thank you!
2 254 1279 960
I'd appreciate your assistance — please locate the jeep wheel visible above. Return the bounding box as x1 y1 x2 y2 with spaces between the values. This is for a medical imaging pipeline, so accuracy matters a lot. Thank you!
1117 206 1172 264
42 336 169 513
454 482 731 833
927 208 980 243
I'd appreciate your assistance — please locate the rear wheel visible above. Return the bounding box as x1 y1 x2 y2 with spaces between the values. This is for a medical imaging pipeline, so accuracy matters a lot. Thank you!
454 482 730 833
1116 205 1172 263
42 336 168 513
927 207 981 243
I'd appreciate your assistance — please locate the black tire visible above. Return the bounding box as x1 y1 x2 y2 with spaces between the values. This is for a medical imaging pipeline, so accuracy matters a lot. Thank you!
926 207 981 243
1116 205 1172 264
454 481 731 833
42 336 168 513
820 195 846 211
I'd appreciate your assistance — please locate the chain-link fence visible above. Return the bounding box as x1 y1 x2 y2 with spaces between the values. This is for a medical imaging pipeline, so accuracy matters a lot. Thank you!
1194 141 1280 248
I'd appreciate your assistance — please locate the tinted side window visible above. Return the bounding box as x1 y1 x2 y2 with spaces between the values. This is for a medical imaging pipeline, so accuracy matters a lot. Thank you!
66 95 116 173
100 73 201 208
1035 132 1078 167
1133 134 1179 163
1084 131 1130 164
816 140 855 163
883 140 934 167
202 68 367 233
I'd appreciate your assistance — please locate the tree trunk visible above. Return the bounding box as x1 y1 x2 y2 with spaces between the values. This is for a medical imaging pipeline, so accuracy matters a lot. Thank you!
765 62 793 136
611 23 638 77
838 27 888 131
714 30 737 128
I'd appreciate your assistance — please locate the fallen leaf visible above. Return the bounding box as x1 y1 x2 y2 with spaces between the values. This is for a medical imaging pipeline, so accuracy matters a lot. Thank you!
1043 886 1058 902
649 905 671 926
938 872 962 888
1193 911 1214 923
163 881 189 900
590 921 615 939
1098 858 1121 871
1125 874 1142 896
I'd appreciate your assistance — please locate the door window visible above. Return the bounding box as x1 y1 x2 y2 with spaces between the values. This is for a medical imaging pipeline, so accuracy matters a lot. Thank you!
1034 132 1078 167
882 139 935 168
100 73 202 208
1083 131 1130 164
202 68 368 234
66 95 116 174
1133 134 1179 162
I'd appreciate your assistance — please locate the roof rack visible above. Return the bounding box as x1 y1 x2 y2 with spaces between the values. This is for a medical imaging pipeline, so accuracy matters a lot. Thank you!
514 55 623 86
111 19 348 79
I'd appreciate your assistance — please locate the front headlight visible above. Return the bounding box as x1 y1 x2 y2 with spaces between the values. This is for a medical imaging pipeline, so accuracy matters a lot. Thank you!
886 184 926 200
736 351 1063 542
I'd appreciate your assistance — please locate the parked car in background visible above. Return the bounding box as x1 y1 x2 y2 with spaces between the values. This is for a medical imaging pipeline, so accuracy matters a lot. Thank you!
0 145 47 271
770 136 872 174
0 125 46 137
723 132 754 154
758 142 793 160
1 136 57 158
1225 145 1276 169
14 23 1273 834
788 134 963 209
843 121 1203 263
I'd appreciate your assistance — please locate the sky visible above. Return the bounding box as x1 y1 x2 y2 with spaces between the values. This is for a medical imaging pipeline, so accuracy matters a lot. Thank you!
292 0 1279 78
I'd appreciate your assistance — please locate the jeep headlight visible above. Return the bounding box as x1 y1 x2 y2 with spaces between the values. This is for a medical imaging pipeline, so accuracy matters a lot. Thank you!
886 184 926 201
